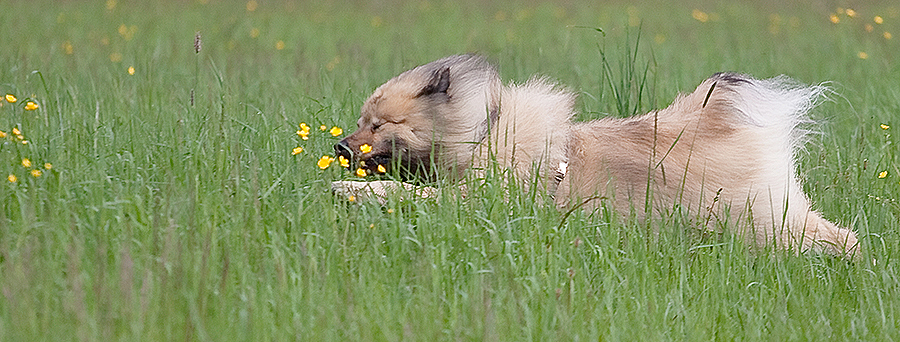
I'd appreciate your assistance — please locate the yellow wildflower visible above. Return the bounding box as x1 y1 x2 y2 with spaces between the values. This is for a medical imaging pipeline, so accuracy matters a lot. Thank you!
330 126 343 136
858 52 868 59
875 16 883 24
317 155 334 169
355 168 367 177
21 158 31 168
63 40 74 54
44 163 52 170
0 131 5 138
830 14 840 24
299 122 310 131
319 125 327 131
387 208 394 214
348 195 356 202
338 155 350 168
845 8 857 18
24 101 39 110
881 124 890 130
5 94 16 103
12 128 21 135
275 40 285 50
297 130 309 140
30 169 42 177
360 144 372 154
885 32 893 40
128 66 135 75
291 146 303 155
7 174 16 183
878 171 888 179
368 223 375 228
692 9 708 23
377 165 386 173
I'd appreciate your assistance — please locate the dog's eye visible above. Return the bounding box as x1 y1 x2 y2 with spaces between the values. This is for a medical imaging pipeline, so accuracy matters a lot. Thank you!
371 123 383 132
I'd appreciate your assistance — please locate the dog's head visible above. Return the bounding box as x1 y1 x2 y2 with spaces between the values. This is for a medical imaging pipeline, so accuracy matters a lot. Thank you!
335 54 501 181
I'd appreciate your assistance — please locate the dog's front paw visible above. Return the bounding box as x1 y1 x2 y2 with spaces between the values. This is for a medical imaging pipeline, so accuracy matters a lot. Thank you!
331 180 379 203
330 180 402 205
331 180 438 205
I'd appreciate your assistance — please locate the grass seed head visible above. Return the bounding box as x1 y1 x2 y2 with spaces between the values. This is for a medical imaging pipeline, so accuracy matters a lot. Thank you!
194 31 202 53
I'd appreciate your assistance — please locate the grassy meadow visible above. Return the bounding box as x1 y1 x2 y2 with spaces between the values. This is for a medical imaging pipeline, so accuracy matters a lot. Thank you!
1 0 899 340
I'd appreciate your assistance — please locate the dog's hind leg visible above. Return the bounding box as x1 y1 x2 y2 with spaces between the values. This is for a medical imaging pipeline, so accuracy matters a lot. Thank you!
794 211 860 259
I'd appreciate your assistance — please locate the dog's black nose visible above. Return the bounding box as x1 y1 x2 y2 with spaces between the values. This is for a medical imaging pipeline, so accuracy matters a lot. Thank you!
334 140 353 162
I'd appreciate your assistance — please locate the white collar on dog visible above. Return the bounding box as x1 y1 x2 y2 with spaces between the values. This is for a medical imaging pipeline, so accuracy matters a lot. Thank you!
553 160 567 187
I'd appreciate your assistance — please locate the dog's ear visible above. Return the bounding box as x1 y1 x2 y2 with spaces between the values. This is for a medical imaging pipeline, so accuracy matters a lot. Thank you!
418 66 450 97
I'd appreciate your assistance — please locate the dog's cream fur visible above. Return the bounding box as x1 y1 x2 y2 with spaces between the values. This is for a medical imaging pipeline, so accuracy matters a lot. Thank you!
333 55 859 258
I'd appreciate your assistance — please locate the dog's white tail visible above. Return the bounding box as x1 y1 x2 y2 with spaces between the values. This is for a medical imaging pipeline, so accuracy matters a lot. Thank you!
722 73 825 161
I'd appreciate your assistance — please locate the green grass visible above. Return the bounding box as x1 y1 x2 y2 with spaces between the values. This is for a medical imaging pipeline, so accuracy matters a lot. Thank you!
1 0 899 340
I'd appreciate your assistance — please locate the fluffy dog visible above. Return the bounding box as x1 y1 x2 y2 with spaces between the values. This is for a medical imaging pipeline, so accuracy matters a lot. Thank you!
333 54 859 258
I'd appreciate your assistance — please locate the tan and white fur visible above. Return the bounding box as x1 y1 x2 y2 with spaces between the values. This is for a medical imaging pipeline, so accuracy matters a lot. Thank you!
333 54 859 258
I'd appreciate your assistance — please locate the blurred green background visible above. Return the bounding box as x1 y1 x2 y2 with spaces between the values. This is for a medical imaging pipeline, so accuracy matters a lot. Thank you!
1 0 898 340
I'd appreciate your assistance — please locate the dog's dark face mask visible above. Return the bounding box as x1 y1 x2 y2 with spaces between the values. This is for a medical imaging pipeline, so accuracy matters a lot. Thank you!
334 135 438 183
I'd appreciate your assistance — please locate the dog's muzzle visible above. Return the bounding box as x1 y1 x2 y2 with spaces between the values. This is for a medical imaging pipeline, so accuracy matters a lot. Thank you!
334 140 354 163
